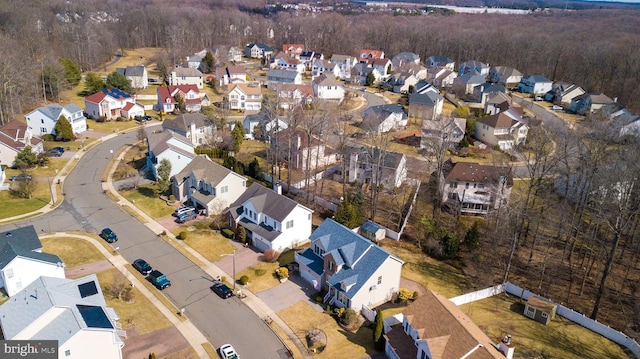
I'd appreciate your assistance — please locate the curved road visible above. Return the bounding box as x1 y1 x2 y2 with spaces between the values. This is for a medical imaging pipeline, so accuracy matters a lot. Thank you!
0 128 286 359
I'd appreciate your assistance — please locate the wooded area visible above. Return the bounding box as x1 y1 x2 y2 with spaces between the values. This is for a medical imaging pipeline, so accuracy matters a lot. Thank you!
1 0 639 344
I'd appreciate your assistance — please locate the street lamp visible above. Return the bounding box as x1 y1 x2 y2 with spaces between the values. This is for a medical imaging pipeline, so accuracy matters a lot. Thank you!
220 249 236 290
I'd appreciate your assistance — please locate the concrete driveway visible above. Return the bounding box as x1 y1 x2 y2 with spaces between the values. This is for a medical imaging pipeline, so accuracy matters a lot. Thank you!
257 273 324 313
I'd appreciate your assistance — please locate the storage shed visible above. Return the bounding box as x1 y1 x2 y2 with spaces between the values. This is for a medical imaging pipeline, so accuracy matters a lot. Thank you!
524 296 557 325
359 221 386 243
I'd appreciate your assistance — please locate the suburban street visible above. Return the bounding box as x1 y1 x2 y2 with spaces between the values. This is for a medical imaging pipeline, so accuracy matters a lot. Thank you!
0 127 287 359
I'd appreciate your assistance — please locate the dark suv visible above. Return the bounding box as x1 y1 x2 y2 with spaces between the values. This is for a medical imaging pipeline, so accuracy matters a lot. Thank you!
99 228 118 243
132 259 152 275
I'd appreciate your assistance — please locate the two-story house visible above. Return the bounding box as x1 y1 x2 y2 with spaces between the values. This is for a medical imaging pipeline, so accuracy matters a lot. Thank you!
408 91 444 121
157 85 209 113
0 120 44 166
391 52 420 70
271 128 337 171
242 109 288 140
0 225 65 297
227 182 313 252
145 130 196 180
363 104 408 134
569 93 615 115
227 84 262 111
347 147 407 189
473 83 506 106
385 290 507 359
475 112 528 150
115 65 148 89
544 82 585 105
453 72 487 95
273 55 306 73
311 59 341 79
312 73 345 100
215 65 247 87
295 218 404 311
440 159 513 215
384 72 419 94
0 274 125 359
267 69 303 88
85 88 143 120
425 55 455 71
169 67 204 89
26 103 87 135
489 66 523 88
421 117 467 151
330 54 357 80
517 75 553 96
359 49 385 62
171 155 247 215
425 66 457 88
244 43 273 59
282 43 305 58
162 113 216 146
276 84 314 110
458 60 490 76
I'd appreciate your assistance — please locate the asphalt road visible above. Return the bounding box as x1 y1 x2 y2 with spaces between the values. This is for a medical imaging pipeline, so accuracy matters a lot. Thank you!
0 127 286 359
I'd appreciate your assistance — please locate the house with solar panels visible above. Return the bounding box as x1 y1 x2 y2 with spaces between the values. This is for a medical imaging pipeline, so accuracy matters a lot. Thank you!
85 88 143 120
0 274 125 358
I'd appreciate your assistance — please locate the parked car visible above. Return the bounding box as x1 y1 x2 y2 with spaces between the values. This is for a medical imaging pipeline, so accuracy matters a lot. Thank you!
173 206 195 217
148 270 171 290
45 149 63 157
132 259 152 275
52 147 65 154
99 228 118 243
176 210 197 223
9 174 32 181
211 283 233 299
552 105 563 111
220 344 239 359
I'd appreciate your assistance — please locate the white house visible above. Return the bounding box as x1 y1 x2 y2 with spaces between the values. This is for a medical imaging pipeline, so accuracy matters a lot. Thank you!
169 67 204 89
440 160 513 215
391 52 420 70
408 91 444 121
425 55 455 71
162 113 216 146
489 66 523 88
0 226 65 297
518 75 553 96
171 155 247 215
267 69 303 88
312 73 345 100
227 182 313 253
458 60 490 76
475 112 528 150
115 65 148 89
271 128 338 171
276 84 314 110
26 103 87 136
244 43 273 59
242 109 288 140
227 84 262 111
330 54 357 80
274 56 306 73
544 82 585 105
85 88 139 120
363 104 408 134
347 147 407 188
453 72 486 95
145 130 196 180
0 274 125 359
215 65 247 87
312 59 341 79
295 218 404 310
0 120 44 167
157 85 209 113
359 49 385 61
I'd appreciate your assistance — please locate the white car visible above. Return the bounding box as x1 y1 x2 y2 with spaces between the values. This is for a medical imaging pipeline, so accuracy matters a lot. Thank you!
220 344 239 359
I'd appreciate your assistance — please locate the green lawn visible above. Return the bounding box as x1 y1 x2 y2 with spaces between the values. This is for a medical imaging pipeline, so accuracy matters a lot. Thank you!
119 185 175 219
86 118 141 134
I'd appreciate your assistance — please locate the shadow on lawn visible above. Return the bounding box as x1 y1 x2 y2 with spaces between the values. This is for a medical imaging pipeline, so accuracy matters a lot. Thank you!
138 186 158 198
337 326 385 359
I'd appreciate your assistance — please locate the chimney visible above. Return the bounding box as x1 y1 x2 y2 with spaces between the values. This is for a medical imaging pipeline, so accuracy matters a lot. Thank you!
498 335 514 359
274 183 282 195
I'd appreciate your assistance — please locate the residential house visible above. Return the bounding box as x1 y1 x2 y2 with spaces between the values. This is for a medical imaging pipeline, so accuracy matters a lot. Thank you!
228 46 243 63
267 69 303 88
215 65 247 87
615 109 640 139
244 43 273 59
274 55 306 73
569 93 615 115
384 72 419 94
391 52 420 70
347 147 408 188
359 49 385 62
408 91 444 121
484 92 512 115
295 218 404 310
242 109 288 140
453 72 486 95
171 155 247 215
473 83 506 105
330 54 357 80
0 120 44 167
489 66 523 88
276 84 314 110
26 103 87 135
385 290 506 359
162 113 216 146
0 225 65 297
458 60 490 76
227 182 313 252
440 160 513 215
524 296 557 326
299 51 324 71
475 112 528 150
271 128 337 171
282 43 305 58
363 104 408 134
227 84 262 111
359 221 386 243
115 65 148 89
85 88 142 120
425 55 455 71
351 62 378 85
421 117 466 151
396 62 427 81
312 73 345 100
0 274 125 359
157 85 209 113
169 67 204 89
414 80 439 95
431 68 457 88
312 59 341 79
544 82 585 105
371 58 392 80
517 75 553 95
186 48 218 71
145 130 196 180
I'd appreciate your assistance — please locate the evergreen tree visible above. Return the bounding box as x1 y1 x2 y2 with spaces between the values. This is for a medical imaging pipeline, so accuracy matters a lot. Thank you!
464 221 480 250
202 51 215 73
54 116 76 141
175 92 185 112
106 71 132 93
440 231 459 259
59 57 82 87
237 226 247 244
15 146 38 168
373 310 385 351
156 159 172 194
366 71 376 87
84 72 105 94
231 121 245 150
247 157 262 179
334 196 364 228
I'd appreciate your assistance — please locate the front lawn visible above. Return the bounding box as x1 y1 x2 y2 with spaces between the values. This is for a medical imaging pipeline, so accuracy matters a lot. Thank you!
120 184 175 219
0 182 52 220
41 236 105 267
174 223 237 263
235 261 281 293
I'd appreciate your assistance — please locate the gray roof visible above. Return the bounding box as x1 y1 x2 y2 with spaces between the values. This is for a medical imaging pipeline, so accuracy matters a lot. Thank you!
393 52 420 62
0 274 118 345
410 91 443 106
365 104 405 116
427 55 454 64
492 66 522 78
162 113 211 133
229 182 306 223
0 226 62 268
330 54 353 62
116 65 145 77
147 130 195 158
172 67 203 77
268 69 299 81
33 103 82 121
173 154 243 187
312 73 341 87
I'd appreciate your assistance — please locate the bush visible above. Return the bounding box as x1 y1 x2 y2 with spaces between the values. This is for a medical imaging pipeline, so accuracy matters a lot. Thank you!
168 194 176 201
221 229 234 239
255 269 266 276
42 134 55 141
412 291 419 300
263 249 280 263
275 267 289 279
239 275 249 285
342 308 358 326
220 276 226 283
178 231 188 240
397 288 412 302
315 295 324 303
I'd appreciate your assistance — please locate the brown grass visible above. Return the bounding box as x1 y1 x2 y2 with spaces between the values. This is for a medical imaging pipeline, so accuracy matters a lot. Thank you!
159 346 200 359
178 225 236 263
41 236 105 267
235 261 281 293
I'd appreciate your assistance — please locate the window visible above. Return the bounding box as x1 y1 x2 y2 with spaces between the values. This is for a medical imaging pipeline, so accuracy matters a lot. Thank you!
41 119 44 124
41 128 47 133
308 213 312 220
478 184 485 189
450 182 458 188
65 350 71 356
541 312 548 318
465 183 470 189
286 220 294 229
329 261 334 271
6 268 13 278
220 186 228 194
377 276 382 285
